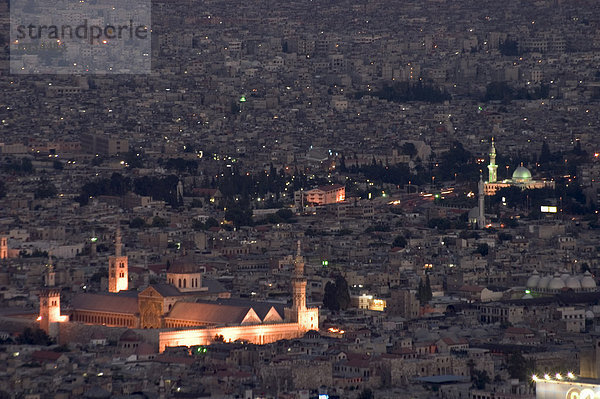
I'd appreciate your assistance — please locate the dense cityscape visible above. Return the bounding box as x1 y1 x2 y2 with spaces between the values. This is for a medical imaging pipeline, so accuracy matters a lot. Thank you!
2 0 600 398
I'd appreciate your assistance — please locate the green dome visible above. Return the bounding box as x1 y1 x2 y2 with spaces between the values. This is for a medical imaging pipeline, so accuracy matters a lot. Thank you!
512 166 532 182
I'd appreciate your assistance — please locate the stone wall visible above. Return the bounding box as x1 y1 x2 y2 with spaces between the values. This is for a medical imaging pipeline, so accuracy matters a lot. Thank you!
58 321 160 349
158 322 305 352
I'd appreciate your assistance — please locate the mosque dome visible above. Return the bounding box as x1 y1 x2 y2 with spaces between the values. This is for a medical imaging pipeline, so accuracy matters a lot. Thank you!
548 274 566 290
560 272 570 282
566 276 582 290
168 257 200 274
512 165 532 182
581 271 597 289
526 271 541 288
522 293 533 299
538 275 551 290
468 207 480 220
586 310 595 319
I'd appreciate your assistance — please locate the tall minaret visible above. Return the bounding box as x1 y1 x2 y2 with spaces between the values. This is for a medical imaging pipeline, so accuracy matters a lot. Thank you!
292 240 307 311
487 138 498 183
176 179 184 204
0 236 7 259
108 226 128 293
285 241 307 322
45 251 56 287
478 174 486 229
284 240 319 331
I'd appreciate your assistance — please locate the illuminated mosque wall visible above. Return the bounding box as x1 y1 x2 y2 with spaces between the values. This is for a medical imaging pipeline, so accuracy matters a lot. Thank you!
159 241 318 352
159 322 307 352
39 240 319 351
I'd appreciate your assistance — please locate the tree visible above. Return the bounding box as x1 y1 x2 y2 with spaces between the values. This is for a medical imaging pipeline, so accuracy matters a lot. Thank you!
323 276 351 311
205 217 219 229
323 281 339 311
475 243 489 257
417 276 432 303
507 352 535 381
539 141 551 165
129 217 146 229
16 327 53 346
151 216 168 228
34 178 58 199
52 160 63 170
213 334 224 342
392 235 407 248
225 206 253 227
275 208 294 221
358 388 374 399
471 369 490 389
335 275 351 310
401 142 417 158
499 38 519 56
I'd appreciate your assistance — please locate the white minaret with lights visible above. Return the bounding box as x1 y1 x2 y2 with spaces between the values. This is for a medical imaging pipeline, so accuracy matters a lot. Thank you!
488 138 498 183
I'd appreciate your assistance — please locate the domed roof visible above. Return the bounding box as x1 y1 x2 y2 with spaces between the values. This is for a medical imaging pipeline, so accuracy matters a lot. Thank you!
586 310 595 319
560 273 570 282
548 274 566 290
168 257 200 274
119 330 141 342
512 165 532 182
468 207 480 219
538 275 551 289
581 271 596 289
566 276 582 290
522 293 533 299
526 271 541 288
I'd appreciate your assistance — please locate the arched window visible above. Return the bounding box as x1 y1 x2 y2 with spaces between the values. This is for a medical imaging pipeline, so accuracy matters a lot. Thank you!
183 279 186 288
178 279 181 288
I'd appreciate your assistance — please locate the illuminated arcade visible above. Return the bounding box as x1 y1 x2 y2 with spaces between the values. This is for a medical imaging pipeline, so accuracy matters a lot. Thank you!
534 339 600 398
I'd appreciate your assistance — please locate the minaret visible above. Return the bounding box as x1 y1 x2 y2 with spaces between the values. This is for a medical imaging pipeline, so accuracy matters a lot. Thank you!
39 288 62 336
45 251 56 287
487 138 498 183
108 226 128 293
292 240 307 310
284 240 319 331
478 174 485 229
0 236 7 259
176 179 184 204
285 241 307 322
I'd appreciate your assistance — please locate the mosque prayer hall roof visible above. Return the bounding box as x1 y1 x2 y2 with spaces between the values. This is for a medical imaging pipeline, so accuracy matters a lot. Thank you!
71 293 139 315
